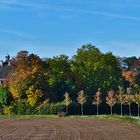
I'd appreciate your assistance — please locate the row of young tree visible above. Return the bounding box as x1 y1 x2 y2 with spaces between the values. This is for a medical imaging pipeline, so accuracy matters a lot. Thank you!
64 86 140 117
0 44 140 115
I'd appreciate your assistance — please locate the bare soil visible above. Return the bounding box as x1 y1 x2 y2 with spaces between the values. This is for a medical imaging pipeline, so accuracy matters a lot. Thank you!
0 118 140 140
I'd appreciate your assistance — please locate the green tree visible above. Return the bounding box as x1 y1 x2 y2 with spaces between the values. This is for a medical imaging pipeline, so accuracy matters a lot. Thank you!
71 44 123 98
77 90 86 115
0 87 10 108
71 44 102 94
45 55 76 102
123 57 137 70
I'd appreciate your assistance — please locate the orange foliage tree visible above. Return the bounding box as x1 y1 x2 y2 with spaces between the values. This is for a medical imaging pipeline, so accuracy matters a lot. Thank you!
123 71 138 84
77 90 86 115
92 88 102 115
8 51 46 107
106 90 117 115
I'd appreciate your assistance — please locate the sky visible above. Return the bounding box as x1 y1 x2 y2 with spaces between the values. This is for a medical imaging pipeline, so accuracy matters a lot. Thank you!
0 0 140 60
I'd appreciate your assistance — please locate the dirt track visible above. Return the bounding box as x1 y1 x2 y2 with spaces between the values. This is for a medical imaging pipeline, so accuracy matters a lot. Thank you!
0 118 140 140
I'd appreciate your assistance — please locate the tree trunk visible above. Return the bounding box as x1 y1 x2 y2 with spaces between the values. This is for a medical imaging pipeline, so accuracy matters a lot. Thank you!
138 104 140 118
121 103 123 116
97 104 99 115
66 105 68 114
18 99 20 115
111 106 112 115
81 104 83 116
129 103 131 116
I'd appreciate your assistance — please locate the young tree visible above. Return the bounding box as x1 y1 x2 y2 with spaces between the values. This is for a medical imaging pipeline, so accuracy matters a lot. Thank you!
133 93 140 117
64 92 72 114
77 90 86 115
117 86 125 116
92 88 102 115
106 90 117 115
124 87 134 116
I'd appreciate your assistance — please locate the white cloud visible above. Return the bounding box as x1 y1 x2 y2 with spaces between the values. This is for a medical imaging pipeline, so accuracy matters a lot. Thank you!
0 1 140 21
0 0 46 9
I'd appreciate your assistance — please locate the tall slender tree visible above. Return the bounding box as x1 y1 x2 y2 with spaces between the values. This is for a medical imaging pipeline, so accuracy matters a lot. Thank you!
133 93 140 117
106 90 117 115
124 87 134 116
117 86 125 116
64 92 72 114
77 90 86 115
92 88 102 115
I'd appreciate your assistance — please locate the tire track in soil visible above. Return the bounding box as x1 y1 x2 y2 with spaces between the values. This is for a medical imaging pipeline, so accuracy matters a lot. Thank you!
0 118 140 140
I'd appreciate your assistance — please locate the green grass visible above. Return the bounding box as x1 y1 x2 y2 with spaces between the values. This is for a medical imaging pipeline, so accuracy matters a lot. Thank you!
71 115 140 124
95 115 140 124
0 114 139 124
0 115 57 119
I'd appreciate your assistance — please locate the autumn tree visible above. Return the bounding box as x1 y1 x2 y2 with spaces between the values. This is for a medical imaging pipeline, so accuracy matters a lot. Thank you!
133 93 140 117
26 85 43 107
124 87 134 116
64 92 72 114
92 88 102 115
117 86 126 116
77 90 86 115
8 51 47 106
106 90 117 115
123 71 138 85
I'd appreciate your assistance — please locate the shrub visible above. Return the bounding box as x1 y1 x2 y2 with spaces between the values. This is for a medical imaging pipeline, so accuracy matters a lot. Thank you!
3 106 14 115
13 101 34 115
36 102 65 115
57 111 66 117
36 100 49 114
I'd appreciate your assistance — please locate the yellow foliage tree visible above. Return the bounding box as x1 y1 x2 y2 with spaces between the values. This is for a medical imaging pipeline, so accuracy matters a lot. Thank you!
124 88 134 116
92 89 102 115
106 90 117 115
117 86 126 116
134 93 140 117
26 85 43 107
8 51 45 104
64 92 72 114
77 90 86 115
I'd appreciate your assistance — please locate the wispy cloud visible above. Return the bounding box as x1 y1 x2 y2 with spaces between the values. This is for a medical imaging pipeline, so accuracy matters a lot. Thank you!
0 0 46 10
0 0 140 21
0 29 34 39
58 8 140 21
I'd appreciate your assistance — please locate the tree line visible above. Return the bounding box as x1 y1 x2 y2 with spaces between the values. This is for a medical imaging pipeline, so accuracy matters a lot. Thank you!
0 44 140 116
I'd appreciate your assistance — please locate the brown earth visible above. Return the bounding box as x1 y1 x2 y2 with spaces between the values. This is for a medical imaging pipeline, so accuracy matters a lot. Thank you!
0 118 140 140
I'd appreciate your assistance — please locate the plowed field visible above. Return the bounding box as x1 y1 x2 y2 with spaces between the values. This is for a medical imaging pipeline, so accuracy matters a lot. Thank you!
0 118 140 140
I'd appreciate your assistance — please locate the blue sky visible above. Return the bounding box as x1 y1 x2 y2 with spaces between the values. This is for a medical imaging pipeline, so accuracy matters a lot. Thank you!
0 0 140 60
